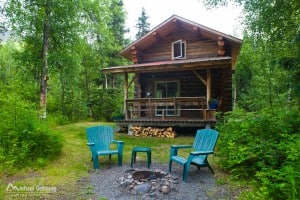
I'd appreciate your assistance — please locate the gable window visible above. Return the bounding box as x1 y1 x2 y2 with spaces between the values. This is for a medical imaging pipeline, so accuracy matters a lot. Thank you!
172 40 186 59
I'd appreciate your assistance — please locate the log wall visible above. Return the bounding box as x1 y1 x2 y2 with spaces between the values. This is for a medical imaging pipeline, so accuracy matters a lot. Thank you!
141 31 219 63
138 67 232 114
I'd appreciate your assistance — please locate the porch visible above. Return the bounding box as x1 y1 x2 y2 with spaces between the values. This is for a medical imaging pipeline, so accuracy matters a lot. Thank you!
115 97 217 128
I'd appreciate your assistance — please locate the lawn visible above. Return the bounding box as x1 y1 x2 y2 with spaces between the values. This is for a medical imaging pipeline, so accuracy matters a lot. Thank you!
1 122 196 199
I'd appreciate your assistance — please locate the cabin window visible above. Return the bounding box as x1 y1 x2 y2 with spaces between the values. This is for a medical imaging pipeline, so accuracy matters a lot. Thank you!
155 81 180 116
172 40 186 59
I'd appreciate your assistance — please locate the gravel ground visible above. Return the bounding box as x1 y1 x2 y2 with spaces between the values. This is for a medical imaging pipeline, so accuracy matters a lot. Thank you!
87 162 237 200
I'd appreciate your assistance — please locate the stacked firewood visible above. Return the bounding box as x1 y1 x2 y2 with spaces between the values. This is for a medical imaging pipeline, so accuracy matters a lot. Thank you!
130 126 176 138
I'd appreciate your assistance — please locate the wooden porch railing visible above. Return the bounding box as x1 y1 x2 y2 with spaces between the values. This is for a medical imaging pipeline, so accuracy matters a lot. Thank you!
125 97 215 120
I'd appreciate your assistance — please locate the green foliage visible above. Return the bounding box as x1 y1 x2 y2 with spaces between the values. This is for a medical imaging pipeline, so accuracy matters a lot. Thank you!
216 107 300 199
204 0 300 106
207 1 300 198
2 0 128 123
0 42 63 175
135 7 150 39
91 88 124 121
234 36 299 111
47 111 71 126
0 90 63 174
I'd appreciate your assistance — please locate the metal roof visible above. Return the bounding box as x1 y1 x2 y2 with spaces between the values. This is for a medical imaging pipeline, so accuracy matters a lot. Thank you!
103 57 232 74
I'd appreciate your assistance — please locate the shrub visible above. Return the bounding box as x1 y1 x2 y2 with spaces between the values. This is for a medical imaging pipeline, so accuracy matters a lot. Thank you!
0 92 63 174
91 88 123 121
216 107 300 199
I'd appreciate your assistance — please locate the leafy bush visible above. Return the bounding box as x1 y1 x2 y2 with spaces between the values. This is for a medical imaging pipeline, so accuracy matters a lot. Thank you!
91 88 124 121
0 91 63 174
216 107 300 199
0 42 63 175
47 111 70 126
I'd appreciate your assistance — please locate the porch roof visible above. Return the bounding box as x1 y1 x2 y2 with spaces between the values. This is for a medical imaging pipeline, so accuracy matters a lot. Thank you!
102 56 231 74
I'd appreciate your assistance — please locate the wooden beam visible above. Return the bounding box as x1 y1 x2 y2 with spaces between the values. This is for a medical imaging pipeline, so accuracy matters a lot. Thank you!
192 69 207 86
128 74 136 88
131 46 138 63
198 29 216 41
152 31 162 43
103 57 232 74
206 68 211 106
173 18 181 31
124 73 128 120
218 36 225 56
193 27 203 40
105 74 108 89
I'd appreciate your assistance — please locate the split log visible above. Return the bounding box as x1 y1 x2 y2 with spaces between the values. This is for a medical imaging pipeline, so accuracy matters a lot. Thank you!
130 126 177 138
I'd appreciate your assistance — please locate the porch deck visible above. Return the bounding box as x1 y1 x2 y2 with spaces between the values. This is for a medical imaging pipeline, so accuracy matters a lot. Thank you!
114 116 216 128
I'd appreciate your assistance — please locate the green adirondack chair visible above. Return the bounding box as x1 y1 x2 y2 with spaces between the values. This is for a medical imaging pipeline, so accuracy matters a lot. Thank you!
169 129 219 182
86 126 124 169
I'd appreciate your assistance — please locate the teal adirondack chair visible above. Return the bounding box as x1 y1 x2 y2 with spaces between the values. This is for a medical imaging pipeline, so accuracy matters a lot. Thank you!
86 126 124 169
169 129 219 182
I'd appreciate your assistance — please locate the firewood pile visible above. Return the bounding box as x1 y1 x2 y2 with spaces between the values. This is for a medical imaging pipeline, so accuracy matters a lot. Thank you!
130 126 177 138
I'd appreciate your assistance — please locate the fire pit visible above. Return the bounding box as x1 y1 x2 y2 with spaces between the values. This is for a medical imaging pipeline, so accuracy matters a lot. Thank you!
118 169 180 199
132 170 163 181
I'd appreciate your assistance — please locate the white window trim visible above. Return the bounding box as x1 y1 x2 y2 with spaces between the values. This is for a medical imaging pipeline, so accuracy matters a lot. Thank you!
172 39 186 59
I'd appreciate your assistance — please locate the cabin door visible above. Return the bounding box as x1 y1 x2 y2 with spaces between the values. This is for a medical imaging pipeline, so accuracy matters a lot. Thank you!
155 81 180 116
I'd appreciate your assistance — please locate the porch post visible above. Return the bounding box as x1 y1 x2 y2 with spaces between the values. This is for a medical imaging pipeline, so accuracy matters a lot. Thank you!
124 73 128 120
105 74 108 89
207 68 211 106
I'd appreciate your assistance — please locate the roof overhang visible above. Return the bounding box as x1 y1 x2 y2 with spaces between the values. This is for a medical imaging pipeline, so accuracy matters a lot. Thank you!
103 57 232 74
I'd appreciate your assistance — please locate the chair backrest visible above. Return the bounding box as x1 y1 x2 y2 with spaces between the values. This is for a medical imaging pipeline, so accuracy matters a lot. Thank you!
193 129 219 151
86 126 114 151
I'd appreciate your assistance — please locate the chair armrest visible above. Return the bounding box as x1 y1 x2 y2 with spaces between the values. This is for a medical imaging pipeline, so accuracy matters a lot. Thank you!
171 145 192 149
170 145 193 157
87 142 95 146
112 140 124 153
190 151 214 156
112 140 124 144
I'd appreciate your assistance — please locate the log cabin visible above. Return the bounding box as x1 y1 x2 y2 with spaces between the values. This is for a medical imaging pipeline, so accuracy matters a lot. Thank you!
103 15 242 129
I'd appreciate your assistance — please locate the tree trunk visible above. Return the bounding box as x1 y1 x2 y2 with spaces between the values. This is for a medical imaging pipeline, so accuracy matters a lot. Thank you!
39 2 50 119
83 58 93 118
59 66 66 116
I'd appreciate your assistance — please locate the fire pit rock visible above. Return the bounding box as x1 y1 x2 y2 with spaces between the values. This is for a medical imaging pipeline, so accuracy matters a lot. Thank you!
118 169 180 199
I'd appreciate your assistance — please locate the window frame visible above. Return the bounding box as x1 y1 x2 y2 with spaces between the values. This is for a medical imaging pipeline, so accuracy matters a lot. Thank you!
155 81 180 116
172 39 186 59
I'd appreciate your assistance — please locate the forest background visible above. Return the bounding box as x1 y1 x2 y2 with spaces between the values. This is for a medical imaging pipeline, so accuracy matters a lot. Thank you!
0 0 299 199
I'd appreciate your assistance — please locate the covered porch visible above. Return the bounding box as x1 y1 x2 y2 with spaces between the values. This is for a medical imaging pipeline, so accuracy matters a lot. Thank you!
103 57 229 128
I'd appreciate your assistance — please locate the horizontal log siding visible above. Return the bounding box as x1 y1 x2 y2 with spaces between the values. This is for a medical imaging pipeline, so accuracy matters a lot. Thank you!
210 68 232 112
139 70 207 118
141 31 218 63
134 67 232 119
222 70 233 111
187 41 218 59
139 70 207 98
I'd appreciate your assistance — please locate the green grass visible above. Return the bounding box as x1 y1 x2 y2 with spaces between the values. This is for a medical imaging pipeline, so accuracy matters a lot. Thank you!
1 121 195 199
